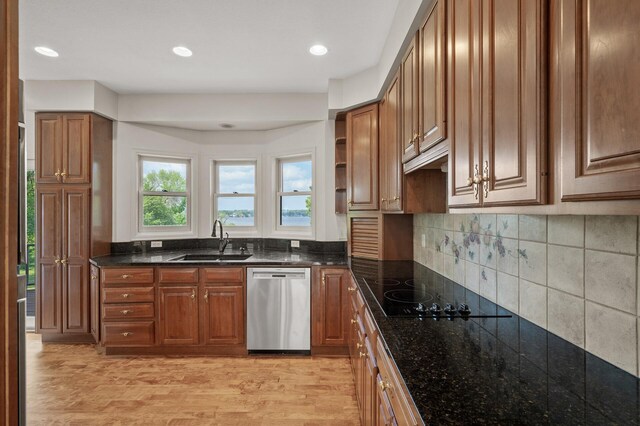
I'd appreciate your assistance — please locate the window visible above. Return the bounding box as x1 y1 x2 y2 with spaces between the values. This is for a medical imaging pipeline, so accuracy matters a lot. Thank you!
138 156 191 232
213 161 257 228
277 155 312 229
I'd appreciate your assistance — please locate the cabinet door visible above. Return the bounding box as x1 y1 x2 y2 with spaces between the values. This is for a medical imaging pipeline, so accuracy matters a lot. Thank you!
556 0 640 200
381 72 403 212
481 0 547 206
90 266 100 343
312 268 350 347
377 376 398 426
36 114 63 184
447 0 482 207
36 187 62 332
347 104 379 211
419 0 447 152
202 285 244 345
158 286 199 345
61 114 91 184
62 187 90 334
401 35 420 163
363 338 378 426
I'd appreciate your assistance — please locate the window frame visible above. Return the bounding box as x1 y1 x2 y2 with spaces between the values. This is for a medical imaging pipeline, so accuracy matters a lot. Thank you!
137 155 192 234
275 154 313 232
212 160 258 231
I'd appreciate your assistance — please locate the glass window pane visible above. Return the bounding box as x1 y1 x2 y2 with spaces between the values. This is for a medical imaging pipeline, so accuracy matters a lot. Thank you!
142 160 187 192
280 195 311 227
143 195 187 226
217 197 255 227
281 160 312 192
218 164 255 194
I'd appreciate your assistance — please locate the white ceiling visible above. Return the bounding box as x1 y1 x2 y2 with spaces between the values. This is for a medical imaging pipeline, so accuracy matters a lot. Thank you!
19 0 400 94
132 120 313 132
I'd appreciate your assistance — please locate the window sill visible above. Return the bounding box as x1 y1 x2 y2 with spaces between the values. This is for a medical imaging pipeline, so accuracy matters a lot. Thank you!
133 230 197 241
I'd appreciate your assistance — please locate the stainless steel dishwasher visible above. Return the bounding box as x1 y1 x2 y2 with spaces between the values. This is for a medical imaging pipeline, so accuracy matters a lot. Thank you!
247 268 311 353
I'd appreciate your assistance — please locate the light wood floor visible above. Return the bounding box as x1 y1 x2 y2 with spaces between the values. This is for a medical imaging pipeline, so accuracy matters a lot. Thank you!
26 333 360 425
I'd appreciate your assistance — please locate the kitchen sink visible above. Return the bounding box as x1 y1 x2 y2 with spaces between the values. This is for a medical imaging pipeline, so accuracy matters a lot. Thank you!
169 254 253 262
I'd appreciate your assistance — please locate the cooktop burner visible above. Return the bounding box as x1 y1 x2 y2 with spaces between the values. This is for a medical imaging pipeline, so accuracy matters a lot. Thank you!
383 289 433 304
372 278 401 287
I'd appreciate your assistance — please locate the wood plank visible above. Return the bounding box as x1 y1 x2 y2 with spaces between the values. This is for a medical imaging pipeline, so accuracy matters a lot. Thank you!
26 334 360 424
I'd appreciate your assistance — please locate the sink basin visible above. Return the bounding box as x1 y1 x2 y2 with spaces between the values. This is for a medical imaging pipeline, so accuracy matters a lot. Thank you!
169 254 253 262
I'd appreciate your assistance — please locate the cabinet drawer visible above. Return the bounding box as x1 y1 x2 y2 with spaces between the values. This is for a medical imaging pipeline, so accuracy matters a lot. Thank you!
103 286 155 304
103 321 154 346
202 268 244 284
364 308 378 341
102 268 154 284
103 303 154 320
376 338 419 426
158 268 199 284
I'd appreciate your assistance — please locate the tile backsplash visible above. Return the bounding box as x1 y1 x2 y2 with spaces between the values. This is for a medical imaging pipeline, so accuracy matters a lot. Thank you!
414 213 640 377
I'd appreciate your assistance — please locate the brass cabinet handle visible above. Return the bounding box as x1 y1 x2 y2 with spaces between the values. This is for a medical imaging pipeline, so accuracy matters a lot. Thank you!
359 351 367 358
60 170 67 180
413 132 420 143
121 274 132 279
378 380 390 392
54 258 60 265
351 319 358 324
348 287 357 293
121 293 130 298
54 170 61 181
91 274 97 280
121 332 132 337
348 200 354 206
393 195 399 201
204 290 209 302
60 258 67 265
482 160 490 198
191 289 196 300
356 342 363 349
120 310 132 315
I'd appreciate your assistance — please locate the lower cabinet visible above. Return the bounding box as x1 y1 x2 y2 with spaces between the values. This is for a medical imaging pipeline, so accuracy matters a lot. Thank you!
311 267 351 355
158 286 199 346
89 265 100 343
202 285 244 345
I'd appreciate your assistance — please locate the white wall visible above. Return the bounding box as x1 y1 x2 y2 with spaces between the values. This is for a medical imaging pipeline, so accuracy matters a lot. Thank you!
113 121 347 243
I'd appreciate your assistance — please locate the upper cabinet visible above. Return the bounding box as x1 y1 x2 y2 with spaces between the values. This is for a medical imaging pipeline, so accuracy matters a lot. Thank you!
37 113 91 185
347 103 379 211
555 0 640 201
401 35 420 163
419 0 447 153
380 72 403 212
448 0 547 207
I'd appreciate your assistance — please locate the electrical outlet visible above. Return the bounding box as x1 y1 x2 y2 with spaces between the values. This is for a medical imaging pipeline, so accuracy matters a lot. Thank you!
421 234 426 248
291 240 300 248
150 241 162 248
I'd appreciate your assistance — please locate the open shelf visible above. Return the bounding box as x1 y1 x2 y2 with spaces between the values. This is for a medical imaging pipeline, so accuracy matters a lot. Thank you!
335 114 347 214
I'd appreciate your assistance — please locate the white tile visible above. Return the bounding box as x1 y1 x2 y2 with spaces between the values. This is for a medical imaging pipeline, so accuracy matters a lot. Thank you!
433 228 445 252
497 214 518 239
585 250 637 315
453 214 468 233
479 236 497 270
547 245 584 297
443 255 454 279
548 289 585 348
480 267 497 302
497 272 519 313
466 237 480 264
453 258 465 286
452 232 467 262
479 214 497 235
496 237 519 276
586 301 637 376
519 279 548 328
548 215 585 248
443 214 454 231
585 216 638 255
433 250 444 275
465 261 480 293
519 241 547 285
432 213 444 229
519 215 547 243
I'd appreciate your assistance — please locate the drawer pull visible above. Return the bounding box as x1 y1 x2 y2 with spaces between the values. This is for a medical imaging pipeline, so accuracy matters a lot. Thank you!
351 319 358 324
121 293 130 298
121 274 132 279
121 332 133 337
120 310 132 315
356 342 363 349
191 289 196 300
204 290 209 302
348 287 357 293
359 351 367 358
91 274 97 280
378 380 390 392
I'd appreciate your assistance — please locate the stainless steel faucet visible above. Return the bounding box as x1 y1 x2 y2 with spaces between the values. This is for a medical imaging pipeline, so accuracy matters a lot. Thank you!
211 219 230 253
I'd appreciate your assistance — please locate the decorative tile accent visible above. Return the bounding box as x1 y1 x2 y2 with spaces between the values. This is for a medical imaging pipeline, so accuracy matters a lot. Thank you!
519 279 547 328
496 238 519 276
585 216 638 255
519 215 547 242
548 245 584 297
518 241 547 285
548 289 585 348
480 267 497 302
497 272 519 313
586 301 637 376
453 258 465 284
548 215 585 247
497 214 518 239
585 250 637 315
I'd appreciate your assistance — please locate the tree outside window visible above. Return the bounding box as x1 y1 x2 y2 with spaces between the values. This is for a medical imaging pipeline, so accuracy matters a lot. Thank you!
277 156 312 229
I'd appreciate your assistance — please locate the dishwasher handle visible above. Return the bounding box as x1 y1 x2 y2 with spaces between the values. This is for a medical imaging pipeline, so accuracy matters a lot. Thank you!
250 269 308 280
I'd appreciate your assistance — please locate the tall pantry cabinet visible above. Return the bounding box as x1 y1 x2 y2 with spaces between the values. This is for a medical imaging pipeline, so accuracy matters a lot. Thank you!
36 112 112 343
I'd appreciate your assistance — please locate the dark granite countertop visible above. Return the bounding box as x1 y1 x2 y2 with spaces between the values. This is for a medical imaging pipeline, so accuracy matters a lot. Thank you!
350 258 640 425
90 248 348 267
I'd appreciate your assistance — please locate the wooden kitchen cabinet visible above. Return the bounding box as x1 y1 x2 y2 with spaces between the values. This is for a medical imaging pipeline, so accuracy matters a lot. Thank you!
363 337 379 426
36 112 112 343
36 113 91 184
555 0 640 201
90 265 100 343
202 285 244 346
347 103 379 211
448 0 547 207
311 267 350 355
158 286 199 346
401 35 420 163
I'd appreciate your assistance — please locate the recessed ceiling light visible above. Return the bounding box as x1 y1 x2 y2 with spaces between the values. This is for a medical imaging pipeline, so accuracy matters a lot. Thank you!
309 44 328 56
34 46 59 57
172 46 193 57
